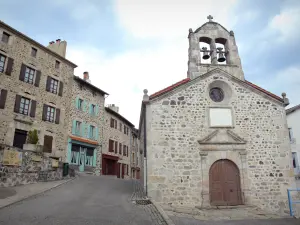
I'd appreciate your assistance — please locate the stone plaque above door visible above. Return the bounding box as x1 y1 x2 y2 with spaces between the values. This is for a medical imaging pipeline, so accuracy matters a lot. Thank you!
209 108 233 127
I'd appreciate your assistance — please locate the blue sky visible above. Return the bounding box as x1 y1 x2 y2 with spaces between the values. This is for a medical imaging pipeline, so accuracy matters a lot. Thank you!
1 0 299 126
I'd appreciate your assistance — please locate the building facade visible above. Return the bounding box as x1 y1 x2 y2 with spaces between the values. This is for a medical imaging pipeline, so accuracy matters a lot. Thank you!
131 128 141 179
138 16 295 213
286 105 300 177
0 21 76 158
102 105 134 179
66 72 107 175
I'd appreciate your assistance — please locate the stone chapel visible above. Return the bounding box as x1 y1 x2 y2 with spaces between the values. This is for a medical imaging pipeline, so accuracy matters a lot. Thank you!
138 16 296 213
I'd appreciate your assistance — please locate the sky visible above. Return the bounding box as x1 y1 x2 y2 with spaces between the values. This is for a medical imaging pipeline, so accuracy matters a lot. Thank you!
1 0 299 127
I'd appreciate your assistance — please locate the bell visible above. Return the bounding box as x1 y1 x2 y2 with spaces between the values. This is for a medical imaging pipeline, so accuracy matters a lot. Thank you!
202 47 210 60
217 47 226 62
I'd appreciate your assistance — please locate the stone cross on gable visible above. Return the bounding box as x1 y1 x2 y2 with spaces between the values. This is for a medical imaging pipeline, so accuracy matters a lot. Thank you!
207 15 213 22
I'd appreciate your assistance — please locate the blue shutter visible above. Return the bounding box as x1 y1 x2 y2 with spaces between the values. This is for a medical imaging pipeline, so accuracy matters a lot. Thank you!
88 125 91 139
93 148 97 167
75 97 79 109
95 127 99 141
72 120 76 135
80 122 85 137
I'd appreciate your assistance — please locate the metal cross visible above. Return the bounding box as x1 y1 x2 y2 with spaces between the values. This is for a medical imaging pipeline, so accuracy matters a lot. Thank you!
207 15 213 22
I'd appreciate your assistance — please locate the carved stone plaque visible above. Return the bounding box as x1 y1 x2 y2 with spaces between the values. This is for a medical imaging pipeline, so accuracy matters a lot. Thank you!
209 108 232 127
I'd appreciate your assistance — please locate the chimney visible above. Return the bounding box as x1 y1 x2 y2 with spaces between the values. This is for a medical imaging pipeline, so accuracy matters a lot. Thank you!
83 71 91 83
108 104 119 113
47 39 67 58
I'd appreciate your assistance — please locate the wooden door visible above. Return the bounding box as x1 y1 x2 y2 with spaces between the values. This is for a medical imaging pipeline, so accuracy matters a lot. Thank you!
209 159 242 206
117 163 121 178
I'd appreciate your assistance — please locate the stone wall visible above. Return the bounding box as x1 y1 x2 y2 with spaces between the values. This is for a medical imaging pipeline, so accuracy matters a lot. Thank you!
0 23 75 159
66 78 106 175
145 70 295 214
0 145 72 187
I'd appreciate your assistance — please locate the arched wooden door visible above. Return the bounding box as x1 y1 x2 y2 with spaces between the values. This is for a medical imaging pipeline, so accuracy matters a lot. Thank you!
209 159 242 206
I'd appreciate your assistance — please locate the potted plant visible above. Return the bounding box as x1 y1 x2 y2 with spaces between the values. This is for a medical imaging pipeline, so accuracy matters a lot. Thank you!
23 129 42 152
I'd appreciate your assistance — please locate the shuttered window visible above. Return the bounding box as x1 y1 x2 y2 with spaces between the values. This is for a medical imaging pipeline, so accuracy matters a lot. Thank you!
31 47 37 57
19 97 30 115
42 104 60 124
0 54 6 73
115 141 118 154
0 89 8 109
119 143 122 154
43 135 53 153
123 145 126 156
109 139 114 152
24 66 35 84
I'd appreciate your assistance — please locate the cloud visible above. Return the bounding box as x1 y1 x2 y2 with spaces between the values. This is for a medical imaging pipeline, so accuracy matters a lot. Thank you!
114 0 238 40
67 40 188 127
268 6 300 42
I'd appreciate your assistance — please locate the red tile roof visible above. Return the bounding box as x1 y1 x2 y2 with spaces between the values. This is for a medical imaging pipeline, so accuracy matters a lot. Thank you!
244 80 283 102
149 77 283 102
149 78 190 99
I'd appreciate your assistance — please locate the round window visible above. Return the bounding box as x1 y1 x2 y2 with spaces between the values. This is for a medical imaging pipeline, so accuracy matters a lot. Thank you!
209 87 224 102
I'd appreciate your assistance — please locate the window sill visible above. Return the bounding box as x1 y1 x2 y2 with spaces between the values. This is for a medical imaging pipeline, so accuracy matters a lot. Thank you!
13 113 33 124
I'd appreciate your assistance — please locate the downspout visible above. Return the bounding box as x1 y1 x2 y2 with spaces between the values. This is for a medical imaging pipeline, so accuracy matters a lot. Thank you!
143 103 147 196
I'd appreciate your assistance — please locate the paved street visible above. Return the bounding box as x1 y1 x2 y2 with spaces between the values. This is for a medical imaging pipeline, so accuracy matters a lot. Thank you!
170 216 299 225
0 175 160 225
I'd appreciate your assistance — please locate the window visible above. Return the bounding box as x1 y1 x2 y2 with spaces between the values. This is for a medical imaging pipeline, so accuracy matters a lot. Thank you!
288 128 293 141
90 125 95 139
123 145 126 156
46 106 55 122
124 126 126 134
2 32 10 43
119 122 122 131
55 60 60 69
119 143 122 154
209 87 224 102
91 104 96 115
76 121 81 135
115 141 118 154
31 47 37 57
0 54 6 73
292 152 297 168
109 139 114 152
114 120 117 129
110 118 114 128
19 97 30 115
49 78 59 94
132 152 135 162
78 99 83 110
24 67 35 84
13 129 27 149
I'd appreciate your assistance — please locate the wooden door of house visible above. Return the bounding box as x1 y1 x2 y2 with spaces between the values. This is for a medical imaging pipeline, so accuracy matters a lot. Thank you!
209 159 242 206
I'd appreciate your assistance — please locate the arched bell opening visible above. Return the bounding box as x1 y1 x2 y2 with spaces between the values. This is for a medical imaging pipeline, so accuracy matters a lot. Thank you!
215 38 227 65
199 36 212 64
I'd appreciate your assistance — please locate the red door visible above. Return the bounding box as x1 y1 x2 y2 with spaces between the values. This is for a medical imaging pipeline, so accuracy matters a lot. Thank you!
209 159 242 206
117 163 121 178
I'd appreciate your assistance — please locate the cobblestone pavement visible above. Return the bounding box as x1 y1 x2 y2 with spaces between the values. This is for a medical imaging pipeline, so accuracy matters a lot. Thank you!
163 205 299 225
0 175 166 225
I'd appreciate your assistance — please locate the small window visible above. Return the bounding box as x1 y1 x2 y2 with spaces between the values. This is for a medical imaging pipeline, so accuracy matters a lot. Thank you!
0 54 6 73
50 78 59 94
55 60 60 69
78 99 83 110
19 97 30 115
209 87 224 102
24 66 35 84
76 121 81 135
31 47 37 57
2 32 10 44
114 120 117 129
90 125 95 139
119 122 122 131
46 106 55 122
110 118 114 128
91 104 96 115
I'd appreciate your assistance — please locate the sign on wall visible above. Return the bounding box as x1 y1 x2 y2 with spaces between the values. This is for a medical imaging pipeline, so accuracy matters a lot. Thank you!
52 159 59 168
209 108 233 127
3 150 23 166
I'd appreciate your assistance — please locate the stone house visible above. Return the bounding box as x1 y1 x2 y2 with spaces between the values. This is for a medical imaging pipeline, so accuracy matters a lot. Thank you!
66 72 108 175
0 20 77 158
102 105 134 179
138 16 296 213
286 104 300 177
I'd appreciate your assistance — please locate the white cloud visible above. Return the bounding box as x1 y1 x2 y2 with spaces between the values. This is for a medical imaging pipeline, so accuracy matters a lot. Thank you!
67 40 188 127
114 0 238 40
269 7 300 42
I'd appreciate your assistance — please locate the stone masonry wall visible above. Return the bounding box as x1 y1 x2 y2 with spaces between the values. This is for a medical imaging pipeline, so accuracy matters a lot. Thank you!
146 70 295 213
103 110 132 178
0 25 75 159
66 78 105 175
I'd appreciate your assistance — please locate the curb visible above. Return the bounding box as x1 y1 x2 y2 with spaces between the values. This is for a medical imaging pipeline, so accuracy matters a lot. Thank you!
0 177 76 210
151 200 176 225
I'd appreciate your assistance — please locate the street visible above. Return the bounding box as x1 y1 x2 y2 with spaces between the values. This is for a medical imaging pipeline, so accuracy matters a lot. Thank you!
0 175 157 225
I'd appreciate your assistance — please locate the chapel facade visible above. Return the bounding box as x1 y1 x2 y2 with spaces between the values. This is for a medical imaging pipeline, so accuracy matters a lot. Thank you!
138 16 295 213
